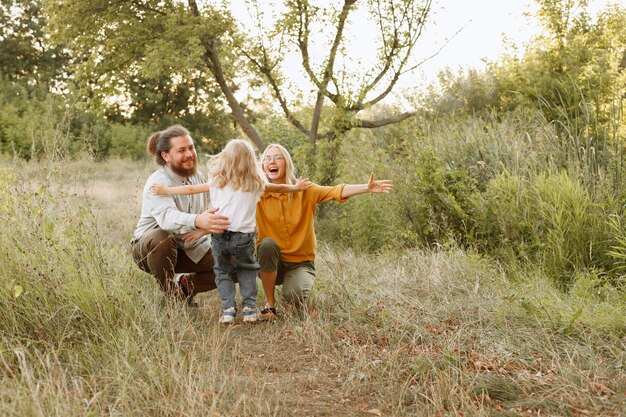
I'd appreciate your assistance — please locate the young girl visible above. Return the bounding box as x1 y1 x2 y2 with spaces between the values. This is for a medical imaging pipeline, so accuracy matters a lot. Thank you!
151 139 311 324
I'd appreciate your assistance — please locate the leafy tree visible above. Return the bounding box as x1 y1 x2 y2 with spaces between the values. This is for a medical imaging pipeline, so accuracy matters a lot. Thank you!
421 0 625 168
103 73 235 154
0 0 69 89
511 0 625 122
240 0 431 181
0 1 69 158
45 0 432 182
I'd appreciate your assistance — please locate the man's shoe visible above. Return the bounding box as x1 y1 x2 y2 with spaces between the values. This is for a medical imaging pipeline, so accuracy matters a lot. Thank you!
258 306 277 321
175 274 199 308
220 307 236 324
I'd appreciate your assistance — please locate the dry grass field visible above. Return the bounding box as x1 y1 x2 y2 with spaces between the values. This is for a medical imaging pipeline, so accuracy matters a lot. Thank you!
0 157 624 416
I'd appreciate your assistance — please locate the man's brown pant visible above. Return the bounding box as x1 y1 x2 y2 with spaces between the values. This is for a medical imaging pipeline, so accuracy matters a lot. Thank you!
131 228 218 296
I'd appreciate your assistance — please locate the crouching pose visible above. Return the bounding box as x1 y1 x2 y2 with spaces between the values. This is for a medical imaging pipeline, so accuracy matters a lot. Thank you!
256 143 393 320
152 139 311 323
131 125 230 306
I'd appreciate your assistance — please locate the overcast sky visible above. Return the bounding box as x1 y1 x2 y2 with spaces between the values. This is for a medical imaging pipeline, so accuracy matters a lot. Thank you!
413 0 615 83
226 0 616 104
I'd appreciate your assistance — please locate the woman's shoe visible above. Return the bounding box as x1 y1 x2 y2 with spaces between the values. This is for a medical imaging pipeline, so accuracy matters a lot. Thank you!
259 306 277 321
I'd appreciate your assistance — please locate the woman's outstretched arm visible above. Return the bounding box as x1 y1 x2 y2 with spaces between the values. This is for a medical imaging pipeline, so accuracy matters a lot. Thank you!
341 173 393 198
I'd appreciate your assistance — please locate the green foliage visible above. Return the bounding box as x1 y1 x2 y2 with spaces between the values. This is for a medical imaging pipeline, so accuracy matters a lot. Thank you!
0 169 128 355
392 149 478 247
471 173 535 261
606 215 626 279
44 0 238 135
0 0 69 87
423 1 626 164
0 0 236 161
531 173 604 285
0 78 68 158
473 172 612 287
323 100 624 288
0 79 153 161
339 195 394 252
316 128 480 250
386 1 626 288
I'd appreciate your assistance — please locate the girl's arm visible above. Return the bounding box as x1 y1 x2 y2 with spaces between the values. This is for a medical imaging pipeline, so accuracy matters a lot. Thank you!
151 183 210 196
341 173 393 198
266 177 312 193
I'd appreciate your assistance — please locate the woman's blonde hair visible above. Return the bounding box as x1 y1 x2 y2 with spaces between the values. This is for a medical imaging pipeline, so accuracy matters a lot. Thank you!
207 139 267 192
261 143 297 185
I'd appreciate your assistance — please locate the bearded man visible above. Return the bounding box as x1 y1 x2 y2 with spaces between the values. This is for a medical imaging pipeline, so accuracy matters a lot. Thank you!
131 124 231 305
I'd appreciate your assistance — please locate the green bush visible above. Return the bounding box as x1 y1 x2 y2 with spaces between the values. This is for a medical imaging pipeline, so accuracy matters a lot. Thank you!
336 190 397 252
472 171 615 288
104 123 153 160
392 149 478 247
0 80 69 159
471 173 535 261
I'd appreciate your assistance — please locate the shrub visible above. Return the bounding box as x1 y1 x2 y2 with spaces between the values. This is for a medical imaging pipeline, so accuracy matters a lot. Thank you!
472 171 614 288
391 149 478 247
471 173 536 261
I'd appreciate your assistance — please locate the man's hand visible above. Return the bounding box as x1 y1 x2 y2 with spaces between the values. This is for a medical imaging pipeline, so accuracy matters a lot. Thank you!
181 229 207 244
194 207 230 234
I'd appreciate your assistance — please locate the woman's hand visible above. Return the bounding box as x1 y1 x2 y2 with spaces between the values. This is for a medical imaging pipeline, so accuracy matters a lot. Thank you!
340 173 393 198
367 172 393 193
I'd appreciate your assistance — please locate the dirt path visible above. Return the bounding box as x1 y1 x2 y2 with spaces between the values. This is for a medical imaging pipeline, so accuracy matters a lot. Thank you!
221 320 380 417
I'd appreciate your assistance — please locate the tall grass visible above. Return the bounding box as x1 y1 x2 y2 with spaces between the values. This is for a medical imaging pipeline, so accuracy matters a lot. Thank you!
1 103 625 415
0 151 623 415
331 99 626 289
0 157 283 416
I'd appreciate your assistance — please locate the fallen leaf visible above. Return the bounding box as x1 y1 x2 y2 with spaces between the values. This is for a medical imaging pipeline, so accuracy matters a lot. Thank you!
202 391 216 399
424 324 445 335
13 285 23 298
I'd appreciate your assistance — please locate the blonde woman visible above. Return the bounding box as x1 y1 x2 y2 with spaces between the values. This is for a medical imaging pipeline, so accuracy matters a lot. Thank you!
256 143 393 319
152 139 311 324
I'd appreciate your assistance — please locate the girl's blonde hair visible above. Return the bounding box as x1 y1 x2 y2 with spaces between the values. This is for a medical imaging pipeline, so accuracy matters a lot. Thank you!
261 143 297 185
207 139 267 192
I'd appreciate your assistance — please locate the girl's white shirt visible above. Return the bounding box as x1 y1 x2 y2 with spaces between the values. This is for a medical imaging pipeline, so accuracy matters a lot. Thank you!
208 179 264 233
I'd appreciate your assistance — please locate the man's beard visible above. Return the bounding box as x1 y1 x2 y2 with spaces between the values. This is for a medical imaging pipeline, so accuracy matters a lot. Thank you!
169 158 197 178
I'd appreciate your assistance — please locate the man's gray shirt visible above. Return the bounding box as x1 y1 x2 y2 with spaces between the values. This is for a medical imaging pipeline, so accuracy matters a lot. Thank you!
132 166 211 263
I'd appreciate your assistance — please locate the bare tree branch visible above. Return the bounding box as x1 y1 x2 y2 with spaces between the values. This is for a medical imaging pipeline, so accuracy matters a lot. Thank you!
353 0 404 109
400 18 466 76
242 46 311 138
308 0 355 144
355 111 416 128
319 0 355 101
295 0 322 89
188 0 264 149
355 0 432 110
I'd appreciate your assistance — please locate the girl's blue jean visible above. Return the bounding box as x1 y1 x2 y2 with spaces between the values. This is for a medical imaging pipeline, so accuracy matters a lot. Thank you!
211 231 259 310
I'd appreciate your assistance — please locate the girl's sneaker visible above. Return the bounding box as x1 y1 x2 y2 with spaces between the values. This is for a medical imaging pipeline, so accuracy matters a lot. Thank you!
220 307 236 324
242 307 257 323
